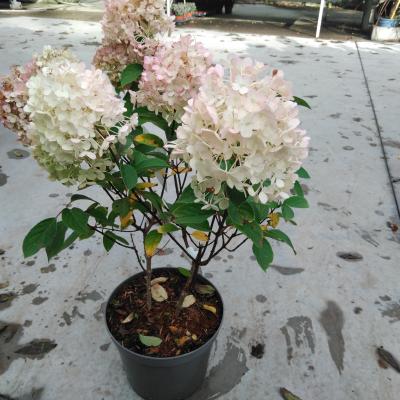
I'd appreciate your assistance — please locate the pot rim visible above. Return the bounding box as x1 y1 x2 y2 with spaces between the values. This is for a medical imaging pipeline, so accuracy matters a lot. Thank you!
105 266 224 362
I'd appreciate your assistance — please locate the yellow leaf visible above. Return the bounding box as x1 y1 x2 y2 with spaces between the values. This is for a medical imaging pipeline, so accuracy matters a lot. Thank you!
144 230 162 257
268 212 280 228
120 211 133 229
129 193 137 205
136 182 157 190
202 304 217 315
192 231 209 242
170 167 191 176
261 224 268 231
151 283 168 302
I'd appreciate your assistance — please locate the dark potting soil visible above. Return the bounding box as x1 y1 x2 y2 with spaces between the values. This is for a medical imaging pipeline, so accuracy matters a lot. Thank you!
106 269 222 358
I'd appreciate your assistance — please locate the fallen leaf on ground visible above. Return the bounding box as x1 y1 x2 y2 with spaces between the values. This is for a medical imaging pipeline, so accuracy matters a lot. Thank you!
202 304 217 315
139 334 162 347
169 325 180 335
182 294 196 308
151 277 168 285
0 281 9 289
121 312 135 324
377 346 400 373
175 336 191 347
151 283 168 302
195 284 215 295
280 387 303 400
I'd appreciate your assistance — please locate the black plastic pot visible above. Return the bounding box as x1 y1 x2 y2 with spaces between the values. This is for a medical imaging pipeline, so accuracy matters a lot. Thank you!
105 268 224 400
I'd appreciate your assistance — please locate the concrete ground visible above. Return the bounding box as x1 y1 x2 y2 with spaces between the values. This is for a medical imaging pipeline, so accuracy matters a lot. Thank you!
1 15 400 400
0 1 366 40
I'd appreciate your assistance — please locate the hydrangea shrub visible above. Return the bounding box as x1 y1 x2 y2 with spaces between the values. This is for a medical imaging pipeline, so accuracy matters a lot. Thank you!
0 0 311 310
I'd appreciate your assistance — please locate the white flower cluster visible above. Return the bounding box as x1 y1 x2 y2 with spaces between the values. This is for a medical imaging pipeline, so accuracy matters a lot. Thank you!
172 58 310 208
25 53 131 186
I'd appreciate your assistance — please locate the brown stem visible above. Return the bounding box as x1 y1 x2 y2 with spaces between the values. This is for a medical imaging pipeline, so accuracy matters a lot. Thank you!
176 258 201 313
145 255 152 310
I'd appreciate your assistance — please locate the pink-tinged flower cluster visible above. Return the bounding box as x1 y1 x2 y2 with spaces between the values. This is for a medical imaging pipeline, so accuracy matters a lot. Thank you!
0 62 37 143
0 47 76 144
136 35 213 124
94 0 174 85
171 58 310 209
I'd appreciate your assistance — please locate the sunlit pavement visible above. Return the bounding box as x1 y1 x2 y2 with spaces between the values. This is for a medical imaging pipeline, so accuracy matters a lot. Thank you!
0 16 400 400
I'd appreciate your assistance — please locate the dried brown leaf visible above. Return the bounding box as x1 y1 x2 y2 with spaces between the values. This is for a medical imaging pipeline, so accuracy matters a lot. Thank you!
182 294 196 308
202 304 217 315
175 336 191 348
377 346 400 373
121 312 135 324
151 277 168 285
151 283 168 302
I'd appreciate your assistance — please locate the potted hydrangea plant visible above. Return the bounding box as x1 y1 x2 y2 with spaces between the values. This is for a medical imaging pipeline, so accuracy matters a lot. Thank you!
0 0 311 399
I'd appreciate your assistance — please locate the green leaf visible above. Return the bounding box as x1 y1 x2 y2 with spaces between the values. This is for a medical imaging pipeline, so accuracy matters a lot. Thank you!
136 106 170 134
105 172 125 193
141 191 164 213
139 334 162 347
103 231 129 252
23 218 57 258
293 181 304 197
264 229 296 254
293 96 311 109
123 91 134 117
178 267 191 277
226 187 246 206
157 223 179 234
78 228 95 240
62 208 90 235
133 151 169 176
112 198 130 217
144 230 163 257
70 194 98 203
86 206 109 226
134 133 164 148
296 167 310 179
121 164 138 190
247 198 270 223
252 239 274 271
284 196 309 209
281 204 294 221
236 222 263 248
120 63 143 87
45 221 68 260
172 185 196 207
62 231 79 250
228 202 254 225
173 204 212 231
